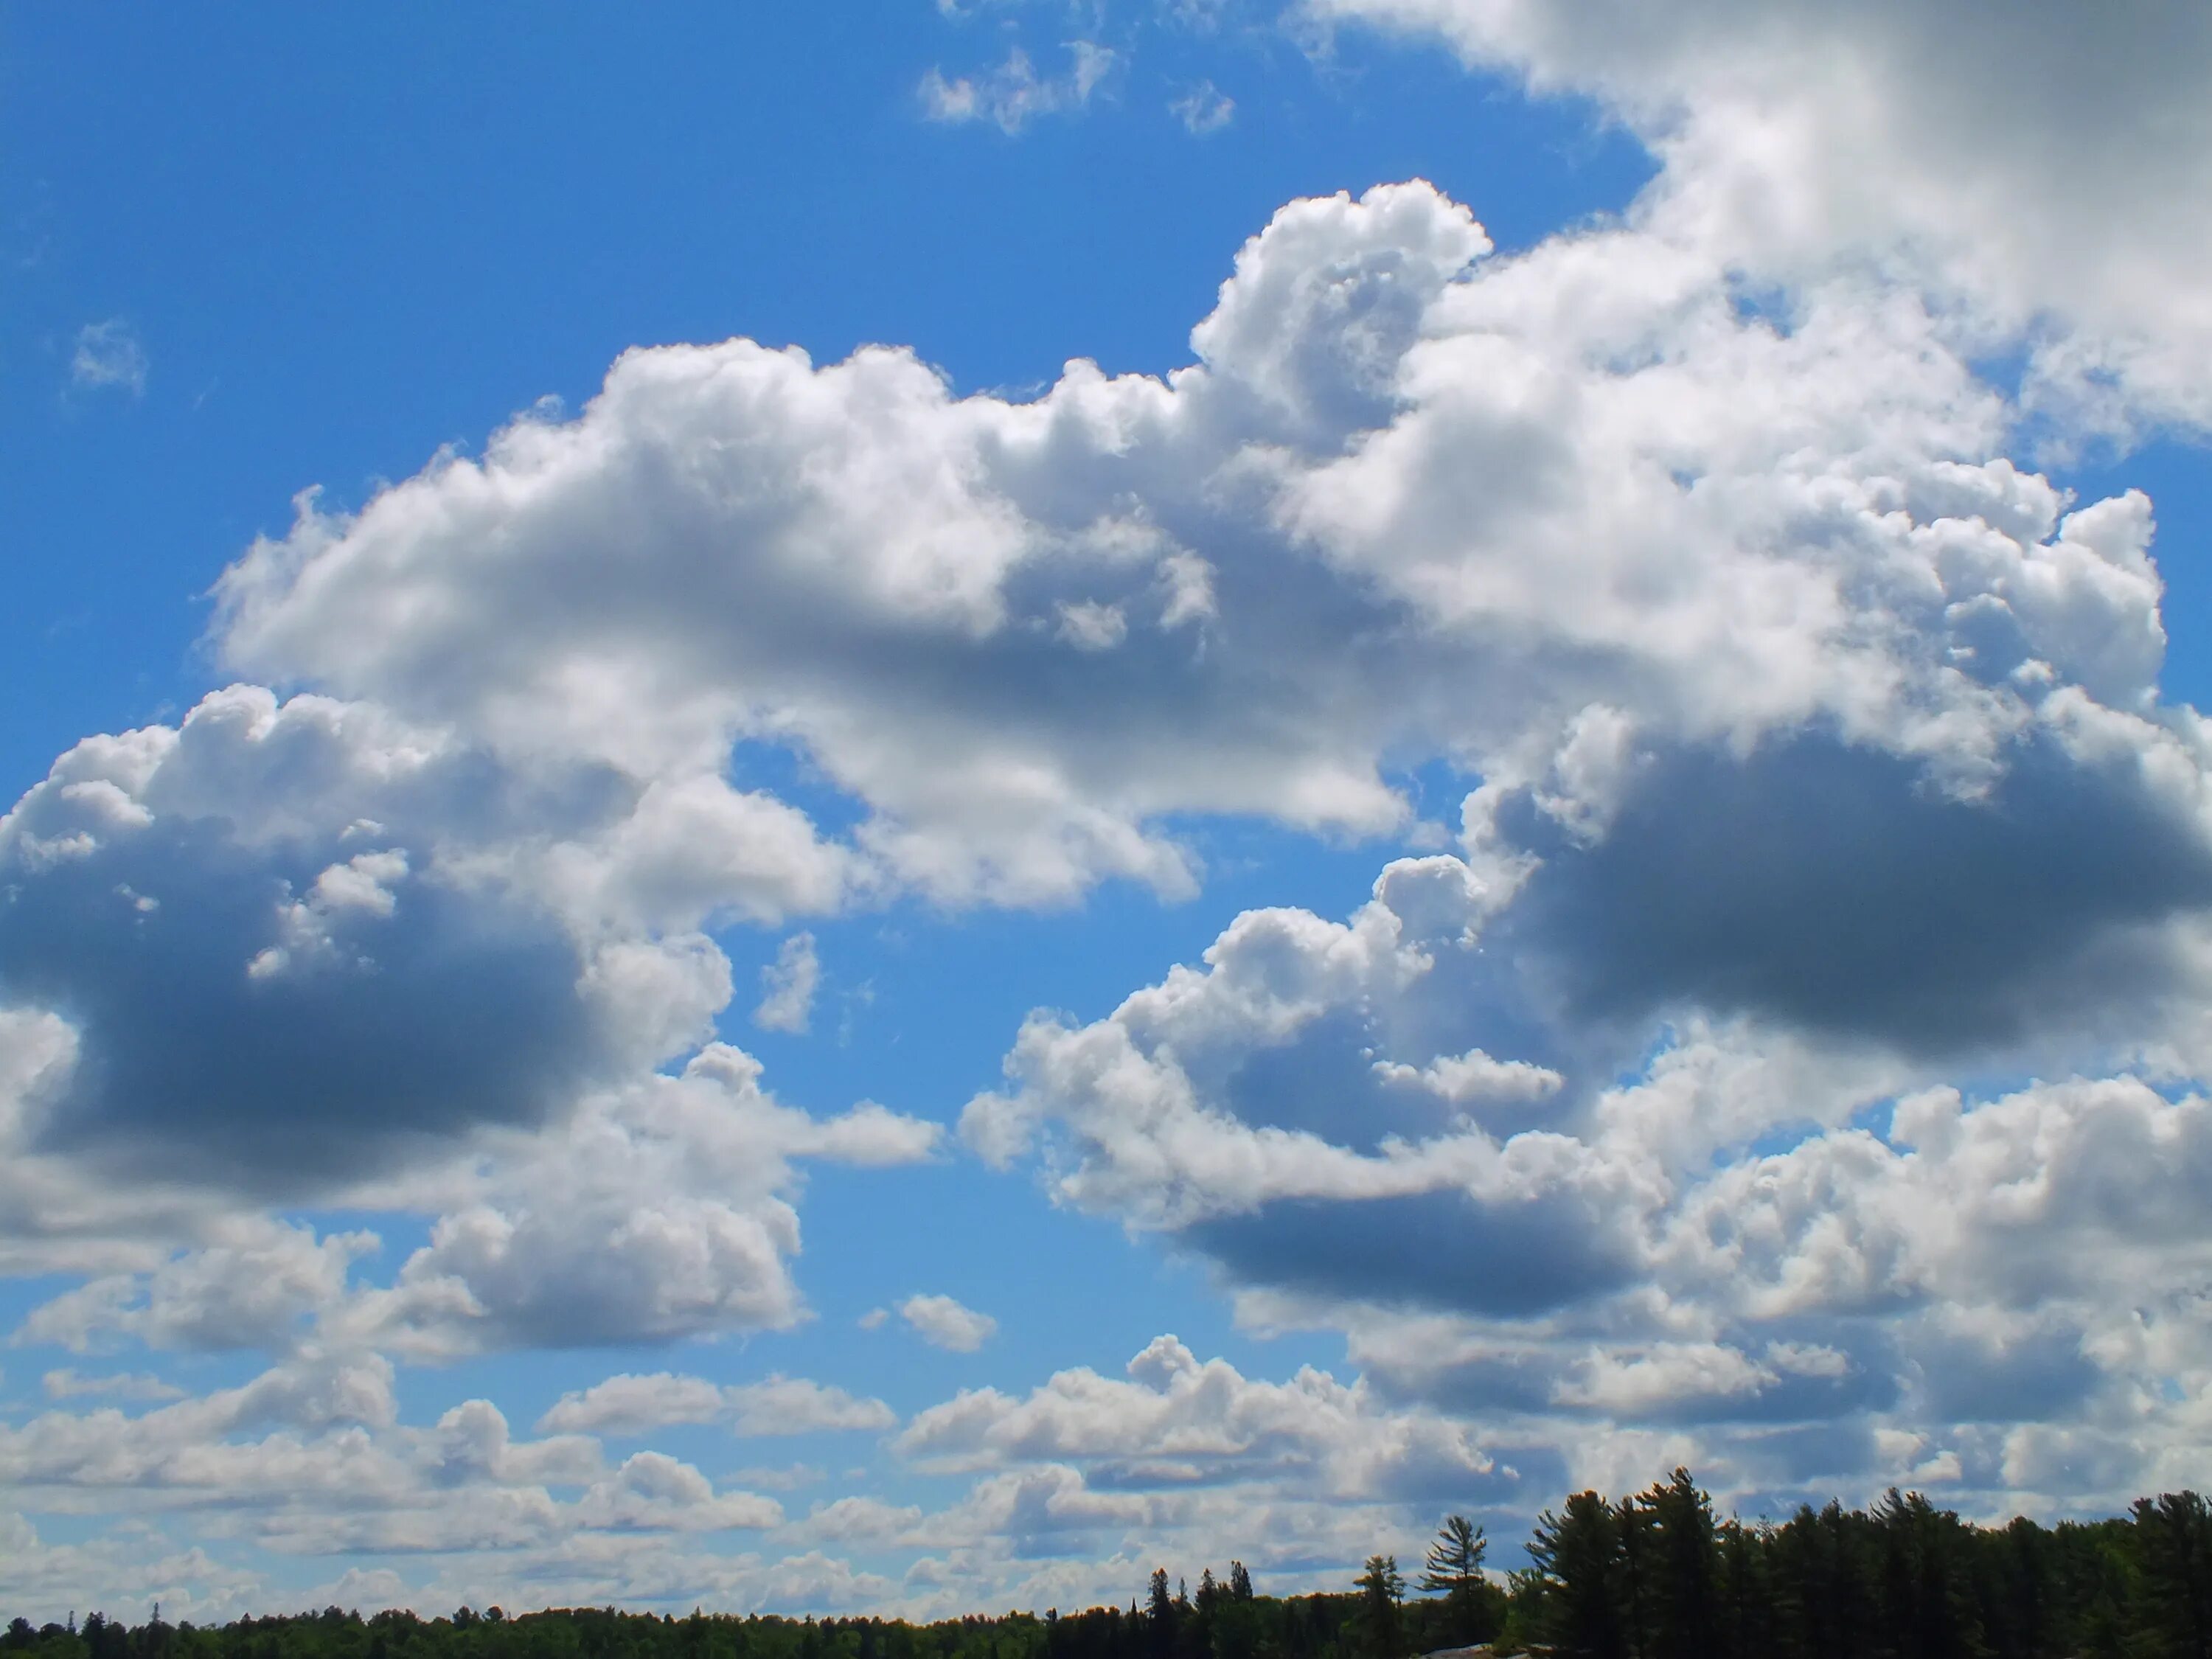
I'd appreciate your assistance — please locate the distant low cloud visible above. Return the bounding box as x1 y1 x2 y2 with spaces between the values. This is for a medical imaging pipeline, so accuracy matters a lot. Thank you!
70 319 147 397
899 1293 997 1352
754 932 821 1034
535 1371 895 1438
920 42 1116 134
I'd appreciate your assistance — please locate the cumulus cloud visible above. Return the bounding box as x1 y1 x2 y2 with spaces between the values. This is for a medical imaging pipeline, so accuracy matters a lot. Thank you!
0 687 735 1192
18 1220 375 1354
0 679 934 1339
204 175 2186 956
964 838 2212 1512
900 1294 999 1353
331 1047 940 1355
899 1335 1507 1500
1313 0 2212 435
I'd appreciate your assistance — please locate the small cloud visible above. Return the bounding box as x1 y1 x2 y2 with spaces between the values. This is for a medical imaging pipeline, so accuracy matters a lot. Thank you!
754 932 821 1034
1057 599 1128 650
858 1307 888 1330
920 41 1116 136
71 319 147 397
898 1292 997 1352
1169 80 1235 134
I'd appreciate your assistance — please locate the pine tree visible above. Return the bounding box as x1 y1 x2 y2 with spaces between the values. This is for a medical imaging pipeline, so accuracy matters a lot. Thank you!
1358 1556 1406 1658
1419 1516 1496 1646
1529 1492 1631 1659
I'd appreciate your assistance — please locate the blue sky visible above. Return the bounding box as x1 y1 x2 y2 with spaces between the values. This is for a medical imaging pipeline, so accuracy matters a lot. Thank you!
5 0 2212 1624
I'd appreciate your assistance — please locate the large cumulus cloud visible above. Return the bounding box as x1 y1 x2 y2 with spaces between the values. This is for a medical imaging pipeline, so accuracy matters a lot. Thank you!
1315 0 2212 434
204 177 2191 964
0 691 932 1337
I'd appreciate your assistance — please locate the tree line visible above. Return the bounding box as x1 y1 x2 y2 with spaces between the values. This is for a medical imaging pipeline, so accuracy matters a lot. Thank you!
11 1470 2212 1659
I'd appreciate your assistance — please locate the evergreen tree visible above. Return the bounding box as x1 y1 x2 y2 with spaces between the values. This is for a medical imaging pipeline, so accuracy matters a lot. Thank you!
1146 1571 1174 1659
1637 1469 1718 1659
1419 1517 1497 1647
1356 1557 1405 1659
1528 1492 1630 1659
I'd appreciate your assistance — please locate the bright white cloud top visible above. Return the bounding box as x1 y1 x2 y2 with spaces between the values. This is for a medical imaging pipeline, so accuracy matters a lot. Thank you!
2 0 2211 1626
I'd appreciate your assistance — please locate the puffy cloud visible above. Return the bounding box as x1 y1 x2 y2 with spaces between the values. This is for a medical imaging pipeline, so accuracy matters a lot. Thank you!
967 841 2212 1513
0 678 935 1338
17 1220 375 1354
898 1335 1508 1503
537 1373 896 1438
0 687 742 1196
572 1452 782 1534
899 1294 999 1353
204 178 2187 965
1313 0 2212 434
334 1047 940 1355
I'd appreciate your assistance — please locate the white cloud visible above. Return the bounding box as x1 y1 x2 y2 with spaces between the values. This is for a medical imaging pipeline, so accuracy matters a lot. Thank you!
18 1221 375 1354
1313 0 2212 436
70 319 147 397
898 1335 1503 1499
335 1048 942 1356
754 932 821 1034
963 836 2212 1514
899 1293 999 1353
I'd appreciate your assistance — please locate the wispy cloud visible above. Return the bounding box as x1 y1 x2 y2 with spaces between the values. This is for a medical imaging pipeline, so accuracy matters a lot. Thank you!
1169 79 1235 133
920 41 1116 134
754 932 821 1034
70 318 147 397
